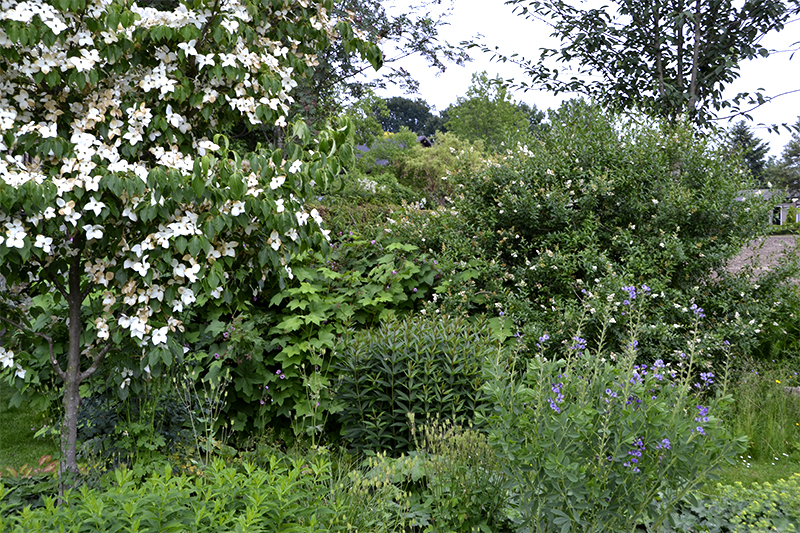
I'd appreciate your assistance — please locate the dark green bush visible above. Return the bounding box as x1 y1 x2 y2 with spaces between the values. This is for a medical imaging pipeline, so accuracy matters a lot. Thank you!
391 101 795 366
333 314 496 453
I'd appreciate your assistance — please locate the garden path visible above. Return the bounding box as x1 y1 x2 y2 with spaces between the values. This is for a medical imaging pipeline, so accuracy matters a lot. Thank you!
727 235 798 276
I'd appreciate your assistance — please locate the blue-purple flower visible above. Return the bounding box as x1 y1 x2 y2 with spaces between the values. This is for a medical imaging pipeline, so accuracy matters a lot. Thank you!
570 336 587 351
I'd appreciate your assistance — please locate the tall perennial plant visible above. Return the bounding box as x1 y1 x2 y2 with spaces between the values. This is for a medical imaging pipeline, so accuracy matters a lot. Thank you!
482 283 747 532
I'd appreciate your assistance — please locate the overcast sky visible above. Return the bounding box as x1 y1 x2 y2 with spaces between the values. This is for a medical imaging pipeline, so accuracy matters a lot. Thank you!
363 0 800 158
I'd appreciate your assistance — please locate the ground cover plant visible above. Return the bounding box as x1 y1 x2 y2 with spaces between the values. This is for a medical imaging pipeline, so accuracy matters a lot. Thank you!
668 473 800 532
0 456 411 533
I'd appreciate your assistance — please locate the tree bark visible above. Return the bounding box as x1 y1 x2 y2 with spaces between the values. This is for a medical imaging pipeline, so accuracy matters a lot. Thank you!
60 252 84 477
687 0 703 115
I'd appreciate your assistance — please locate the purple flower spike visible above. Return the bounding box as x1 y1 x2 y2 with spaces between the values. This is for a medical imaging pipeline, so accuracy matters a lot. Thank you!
690 303 705 318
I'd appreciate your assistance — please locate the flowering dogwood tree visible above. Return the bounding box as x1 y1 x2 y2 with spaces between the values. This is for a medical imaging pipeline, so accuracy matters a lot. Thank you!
0 0 380 474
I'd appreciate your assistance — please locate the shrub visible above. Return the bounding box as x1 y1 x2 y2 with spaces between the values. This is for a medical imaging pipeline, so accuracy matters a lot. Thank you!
179 234 442 445
333 314 496 453
456 102 768 295
390 101 791 367
355 127 419 173
391 131 488 202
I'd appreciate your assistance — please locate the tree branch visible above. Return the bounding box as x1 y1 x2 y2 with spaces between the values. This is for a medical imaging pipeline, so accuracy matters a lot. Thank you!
0 315 66 381
687 0 703 114
43 269 69 301
676 0 685 94
653 3 666 98
80 280 95 302
711 89 800 121
78 340 114 382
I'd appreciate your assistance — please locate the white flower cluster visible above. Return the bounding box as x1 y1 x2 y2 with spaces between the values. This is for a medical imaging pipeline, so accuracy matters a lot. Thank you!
0 346 25 379
0 0 340 349
0 0 334 191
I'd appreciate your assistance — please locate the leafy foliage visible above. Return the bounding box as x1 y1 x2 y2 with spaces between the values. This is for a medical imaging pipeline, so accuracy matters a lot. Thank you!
764 117 800 189
304 0 468 119
381 96 439 136
445 71 532 151
410 418 510 532
0 456 409 533
334 314 495 453
723 359 800 462
444 102 767 313
177 234 442 443
669 474 800 532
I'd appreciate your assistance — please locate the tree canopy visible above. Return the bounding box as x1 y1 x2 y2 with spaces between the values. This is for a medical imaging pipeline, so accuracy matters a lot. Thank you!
728 121 770 183
381 96 437 136
764 117 800 189
473 0 798 124
299 0 469 121
445 72 532 151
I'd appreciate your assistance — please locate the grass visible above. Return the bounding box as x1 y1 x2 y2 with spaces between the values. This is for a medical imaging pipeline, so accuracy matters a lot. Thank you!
722 359 800 465
0 379 58 475
714 458 800 488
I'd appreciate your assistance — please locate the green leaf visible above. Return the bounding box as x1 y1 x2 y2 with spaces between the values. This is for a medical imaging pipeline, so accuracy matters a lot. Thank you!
276 316 303 332
188 236 202 257
192 175 205 197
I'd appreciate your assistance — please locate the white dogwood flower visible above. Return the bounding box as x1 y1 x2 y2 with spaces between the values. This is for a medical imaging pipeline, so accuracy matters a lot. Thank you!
83 224 104 240
34 234 53 253
0 347 14 368
269 230 281 251
151 326 168 346
270 175 285 190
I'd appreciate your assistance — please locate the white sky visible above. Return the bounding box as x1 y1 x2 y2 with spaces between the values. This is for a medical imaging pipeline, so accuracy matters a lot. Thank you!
363 0 800 158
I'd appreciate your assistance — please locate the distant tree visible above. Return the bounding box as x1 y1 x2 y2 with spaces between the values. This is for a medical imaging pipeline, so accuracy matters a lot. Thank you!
782 118 800 172
446 72 531 151
382 97 436 135
764 118 800 189
474 0 798 124
342 91 391 146
517 102 549 136
728 121 770 182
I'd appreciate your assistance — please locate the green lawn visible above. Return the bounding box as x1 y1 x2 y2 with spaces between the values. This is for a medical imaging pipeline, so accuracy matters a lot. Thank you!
0 380 58 475
718 460 800 484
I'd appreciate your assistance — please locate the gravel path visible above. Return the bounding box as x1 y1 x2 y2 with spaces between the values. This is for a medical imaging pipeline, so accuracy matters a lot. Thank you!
727 235 798 275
